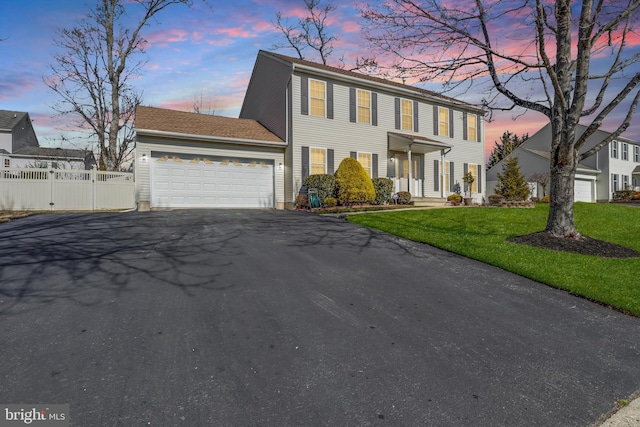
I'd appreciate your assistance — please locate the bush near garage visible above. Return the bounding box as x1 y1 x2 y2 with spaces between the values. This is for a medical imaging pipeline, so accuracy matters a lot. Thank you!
304 174 336 206
334 158 376 206
372 177 394 205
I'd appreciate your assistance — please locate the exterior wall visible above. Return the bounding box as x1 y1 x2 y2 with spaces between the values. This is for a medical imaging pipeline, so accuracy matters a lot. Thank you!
11 115 39 152
599 139 640 200
135 135 285 209
288 71 486 203
9 157 86 169
0 131 11 153
240 53 292 141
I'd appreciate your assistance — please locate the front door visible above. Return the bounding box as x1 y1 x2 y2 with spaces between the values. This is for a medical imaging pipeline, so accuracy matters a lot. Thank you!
394 154 422 195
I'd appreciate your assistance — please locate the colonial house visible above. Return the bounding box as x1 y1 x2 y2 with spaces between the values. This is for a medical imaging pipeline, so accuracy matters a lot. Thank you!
134 50 486 210
0 110 96 170
486 123 640 202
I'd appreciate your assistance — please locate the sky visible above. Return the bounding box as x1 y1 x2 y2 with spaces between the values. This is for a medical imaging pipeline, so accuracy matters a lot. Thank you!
0 0 638 159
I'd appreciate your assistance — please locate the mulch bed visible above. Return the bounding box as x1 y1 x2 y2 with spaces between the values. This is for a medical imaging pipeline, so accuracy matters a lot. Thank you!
507 231 639 258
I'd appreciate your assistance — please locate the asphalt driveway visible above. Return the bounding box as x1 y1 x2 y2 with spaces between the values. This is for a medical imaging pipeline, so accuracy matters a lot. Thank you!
1 210 639 426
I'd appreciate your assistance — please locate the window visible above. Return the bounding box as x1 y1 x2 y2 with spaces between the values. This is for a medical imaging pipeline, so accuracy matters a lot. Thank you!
635 146 639 162
310 147 326 174
438 107 449 137
3 159 9 168
467 114 477 141
309 79 326 117
401 99 413 131
623 175 629 189
612 173 619 192
440 161 450 192
468 164 478 193
357 90 371 124
357 152 372 177
622 142 629 161
611 140 618 159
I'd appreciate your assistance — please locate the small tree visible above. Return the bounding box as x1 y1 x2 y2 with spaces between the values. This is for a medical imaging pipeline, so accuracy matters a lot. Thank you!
462 172 475 198
529 172 550 197
334 157 375 206
495 156 530 201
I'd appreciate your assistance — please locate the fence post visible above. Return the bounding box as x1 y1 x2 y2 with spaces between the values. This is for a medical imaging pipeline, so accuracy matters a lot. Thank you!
91 166 97 211
49 166 55 211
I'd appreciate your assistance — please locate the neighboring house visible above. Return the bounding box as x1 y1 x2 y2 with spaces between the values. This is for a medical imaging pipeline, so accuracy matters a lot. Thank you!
134 50 486 210
486 123 640 202
0 109 97 170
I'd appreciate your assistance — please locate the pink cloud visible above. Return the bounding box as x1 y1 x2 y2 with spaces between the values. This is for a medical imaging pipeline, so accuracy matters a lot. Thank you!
145 28 190 47
216 26 252 38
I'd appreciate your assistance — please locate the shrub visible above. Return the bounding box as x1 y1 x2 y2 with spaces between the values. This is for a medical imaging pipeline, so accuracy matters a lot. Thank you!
324 197 337 207
334 157 376 205
614 190 636 201
541 195 550 203
372 177 394 205
447 194 463 205
495 156 530 201
487 194 504 205
396 191 412 205
304 174 336 205
295 194 309 209
634 192 640 201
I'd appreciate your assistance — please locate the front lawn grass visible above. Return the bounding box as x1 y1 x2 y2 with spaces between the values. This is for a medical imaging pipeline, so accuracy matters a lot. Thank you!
347 203 640 317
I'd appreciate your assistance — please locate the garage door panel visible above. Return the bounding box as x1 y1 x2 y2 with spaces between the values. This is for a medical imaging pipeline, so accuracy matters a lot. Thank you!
151 154 274 208
574 179 593 203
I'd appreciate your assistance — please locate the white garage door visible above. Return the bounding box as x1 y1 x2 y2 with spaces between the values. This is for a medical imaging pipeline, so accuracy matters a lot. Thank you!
151 154 274 208
574 179 593 203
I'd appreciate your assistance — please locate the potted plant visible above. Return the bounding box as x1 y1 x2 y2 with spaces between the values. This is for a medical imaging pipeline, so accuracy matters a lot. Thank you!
463 172 475 206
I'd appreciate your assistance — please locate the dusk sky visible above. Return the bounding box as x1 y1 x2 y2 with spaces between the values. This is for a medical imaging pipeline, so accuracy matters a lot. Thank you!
1 0 638 159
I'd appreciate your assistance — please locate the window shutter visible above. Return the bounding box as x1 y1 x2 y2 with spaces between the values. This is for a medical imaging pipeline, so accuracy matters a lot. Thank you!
300 76 308 116
327 81 334 119
387 157 395 178
372 93 378 126
450 162 455 192
372 154 378 178
350 151 357 159
301 146 309 180
418 156 424 181
413 101 419 132
433 105 438 135
477 165 482 193
433 159 440 192
463 163 468 192
477 116 482 142
463 112 468 140
449 108 454 138
349 88 356 123
394 98 401 130
327 149 334 174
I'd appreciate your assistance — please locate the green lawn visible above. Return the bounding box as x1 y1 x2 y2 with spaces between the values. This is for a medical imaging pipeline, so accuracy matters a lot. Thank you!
347 203 640 317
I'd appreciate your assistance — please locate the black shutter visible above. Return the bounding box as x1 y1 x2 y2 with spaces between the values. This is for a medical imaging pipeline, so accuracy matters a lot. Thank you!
433 105 438 135
302 146 309 180
301 76 308 115
327 81 334 119
413 101 419 132
463 163 468 192
372 154 378 178
478 165 482 193
449 108 454 138
477 115 482 142
349 88 356 123
394 98 401 130
350 151 357 159
450 162 455 192
433 159 439 192
327 149 334 174
463 112 468 140
372 93 378 126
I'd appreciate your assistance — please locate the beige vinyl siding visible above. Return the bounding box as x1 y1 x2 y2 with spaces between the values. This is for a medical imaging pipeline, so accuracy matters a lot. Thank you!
135 135 285 209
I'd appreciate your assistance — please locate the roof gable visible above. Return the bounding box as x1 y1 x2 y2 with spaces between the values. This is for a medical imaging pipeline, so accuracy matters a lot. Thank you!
135 106 283 143
0 110 28 131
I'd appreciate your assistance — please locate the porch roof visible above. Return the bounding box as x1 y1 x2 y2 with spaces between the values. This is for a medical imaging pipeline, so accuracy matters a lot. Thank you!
388 132 452 154
633 165 640 175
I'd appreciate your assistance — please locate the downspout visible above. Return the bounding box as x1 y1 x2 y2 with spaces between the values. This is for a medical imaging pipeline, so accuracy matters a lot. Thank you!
441 147 452 198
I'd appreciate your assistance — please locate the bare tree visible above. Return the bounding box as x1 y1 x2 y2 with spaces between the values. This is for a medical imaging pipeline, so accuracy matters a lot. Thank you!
361 0 640 239
45 0 206 171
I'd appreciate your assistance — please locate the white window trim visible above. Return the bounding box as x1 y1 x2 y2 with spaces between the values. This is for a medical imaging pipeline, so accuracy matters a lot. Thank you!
309 78 327 118
309 147 327 175
357 89 372 124
401 98 413 131
612 173 619 192
468 163 479 194
438 106 450 137
357 152 373 177
634 146 640 162
622 142 629 161
467 114 477 141
611 140 618 159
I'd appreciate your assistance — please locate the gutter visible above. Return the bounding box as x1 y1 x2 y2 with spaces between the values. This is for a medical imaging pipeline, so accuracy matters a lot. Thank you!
135 129 287 148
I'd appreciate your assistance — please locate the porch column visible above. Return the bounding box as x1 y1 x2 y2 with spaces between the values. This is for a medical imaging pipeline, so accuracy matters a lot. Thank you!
406 145 412 194
441 149 446 198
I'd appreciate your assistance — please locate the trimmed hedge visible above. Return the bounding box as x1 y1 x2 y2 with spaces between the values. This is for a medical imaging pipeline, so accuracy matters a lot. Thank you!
335 158 376 205
304 174 336 206
372 177 394 205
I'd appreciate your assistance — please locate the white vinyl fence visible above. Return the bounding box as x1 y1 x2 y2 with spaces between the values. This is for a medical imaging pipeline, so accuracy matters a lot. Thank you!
0 167 134 211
